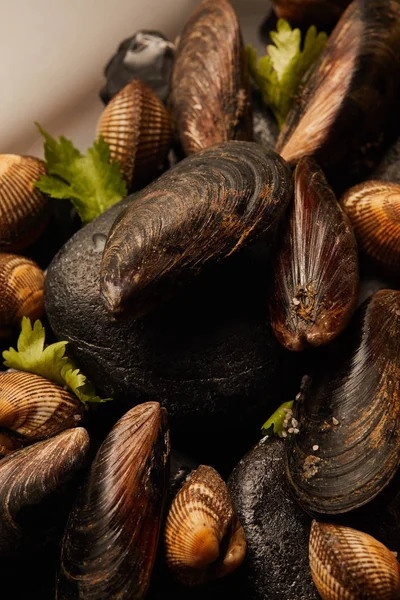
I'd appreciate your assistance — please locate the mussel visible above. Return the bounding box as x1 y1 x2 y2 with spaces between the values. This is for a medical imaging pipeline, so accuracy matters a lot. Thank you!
0 370 84 451
309 521 400 599
100 141 292 318
169 0 252 155
269 157 358 351
341 181 400 276
97 78 172 189
0 253 45 337
275 0 400 182
0 427 89 558
164 464 246 586
0 154 49 251
271 0 351 29
57 402 170 599
286 289 400 515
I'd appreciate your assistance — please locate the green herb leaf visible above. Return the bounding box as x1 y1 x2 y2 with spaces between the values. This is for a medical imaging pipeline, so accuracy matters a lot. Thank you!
261 400 294 437
247 19 327 129
3 317 110 405
35 124 127 223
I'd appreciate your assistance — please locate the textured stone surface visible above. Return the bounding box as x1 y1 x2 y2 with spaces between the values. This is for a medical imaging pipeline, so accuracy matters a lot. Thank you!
372 135 400 184
228 436 319 600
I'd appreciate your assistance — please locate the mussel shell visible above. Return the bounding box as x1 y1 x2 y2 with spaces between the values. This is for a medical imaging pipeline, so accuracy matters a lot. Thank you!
0 154 49 251
271 0 351 28
309 521 400 600
0 427 89 558
100 141 293 318
170 0 252 155
0 370 84 446
275 0 400 182
97 78 172 189
165 464 246 586
286 289 400 515
269 157 359 351
57 402 170 600
341 181 400 276
0 253 45 337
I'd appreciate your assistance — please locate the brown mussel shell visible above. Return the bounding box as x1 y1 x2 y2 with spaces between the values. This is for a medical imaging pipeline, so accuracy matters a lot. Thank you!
341 180 400 276
57 402 170 600
164 464 246 586
0 370 84 448
309 521 400 599
97 78 172 189
269 157 359 351
170 0 252 155
271 0 351 29
0 427 89 558
100 141 293 318
0 154 49 251
275 0 400 181
0 253 45 337
286 290 400 515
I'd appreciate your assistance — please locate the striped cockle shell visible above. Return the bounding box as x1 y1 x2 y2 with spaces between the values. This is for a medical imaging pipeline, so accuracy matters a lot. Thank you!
341 180 400 275
0 370 84 448
0 253 45 337
164 464 246 586
97 78 172 189
0 427 89 558
0 154 49 251
57 402 170 600
309 521 400 599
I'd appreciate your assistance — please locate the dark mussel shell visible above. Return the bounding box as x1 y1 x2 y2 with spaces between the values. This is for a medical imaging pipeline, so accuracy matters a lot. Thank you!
57 402 170 600
341 180 400 277
170 0 252 155
100 141 292 318
286 289 400 515
0 428 89 558
269 157 359 351
271 0 351 29
275 0 400 183
0 154 49 251
100 30 175 105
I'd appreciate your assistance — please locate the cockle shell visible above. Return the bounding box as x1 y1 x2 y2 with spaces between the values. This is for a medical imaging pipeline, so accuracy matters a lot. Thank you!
0 253 45 337
165 464 246 586
271 0 351 28
57 402 170 600
269 157 359 351
0 370 84 448
0 427 89 558
100 141 293 318
170 0 252 155
341 180 400 275
97 78 172 189
309 521 400 599
286 289 400 515
0 154 49 251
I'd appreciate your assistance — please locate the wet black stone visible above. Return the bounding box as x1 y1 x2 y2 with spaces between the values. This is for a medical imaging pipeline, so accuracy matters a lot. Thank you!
372 135 400 184
252 87 279 150
228 436 319 600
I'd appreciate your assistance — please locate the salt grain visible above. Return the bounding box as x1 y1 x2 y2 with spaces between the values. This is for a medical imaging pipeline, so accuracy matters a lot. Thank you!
332 417 339 425
312 445 319 451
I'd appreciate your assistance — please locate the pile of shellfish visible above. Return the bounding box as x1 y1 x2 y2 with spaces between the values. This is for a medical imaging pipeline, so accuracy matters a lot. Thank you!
2 0 400 598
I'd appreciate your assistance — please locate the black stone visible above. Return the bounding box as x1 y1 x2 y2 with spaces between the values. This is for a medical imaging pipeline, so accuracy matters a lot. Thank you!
252 87 279 150
228 436 319 600
371 134 400 184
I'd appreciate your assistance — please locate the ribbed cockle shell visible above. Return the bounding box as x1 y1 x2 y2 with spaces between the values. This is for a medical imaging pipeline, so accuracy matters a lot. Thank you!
164 465 246 586
271 0 351 28
170 0 252 155
269 157 359 351
0 428 89 558
0 154 49 251
309 521 400 599
97 78 172 189
0 370 84 448
341 180 400 276
100 141 292 318
57 402 170 600
0 253 45 337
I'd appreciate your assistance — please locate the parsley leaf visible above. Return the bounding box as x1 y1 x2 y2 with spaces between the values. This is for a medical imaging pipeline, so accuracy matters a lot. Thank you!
247 19 327 129
261 400 294 437
35 124 127 223
3 317 110 405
